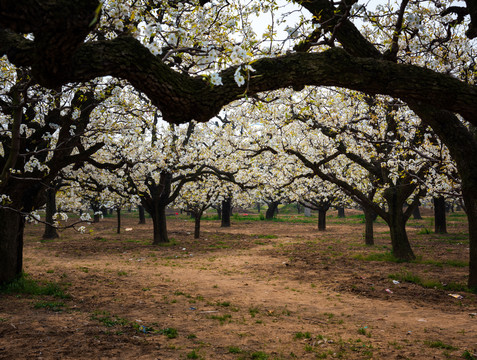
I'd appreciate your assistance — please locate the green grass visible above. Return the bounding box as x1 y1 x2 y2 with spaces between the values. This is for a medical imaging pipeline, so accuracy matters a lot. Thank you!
294 331 312 340
353 252 402 263
159 327 178 338
208 314 232 324
228 346 243 354
424 340 457 350
0 273 70 299
462 350 477 360
34 301 65 312
388 271 470 292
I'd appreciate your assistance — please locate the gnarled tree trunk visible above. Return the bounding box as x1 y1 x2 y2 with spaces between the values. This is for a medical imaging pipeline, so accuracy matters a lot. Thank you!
0 208 25 284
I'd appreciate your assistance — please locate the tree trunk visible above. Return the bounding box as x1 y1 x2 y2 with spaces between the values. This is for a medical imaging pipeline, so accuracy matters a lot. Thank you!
296 203 303 214
42 187 59 239
463 191 477 289
304 207 311 217
363 207 375 246
337 207 345 218
385 188 415 261
413 205 422 220
0 208 25 284
221 198 231 227
434 196 447 234
265 201 279 220
151 205 169 244
318 208 327 231
116 208 121 234
138 205 146 224
194 210 203 239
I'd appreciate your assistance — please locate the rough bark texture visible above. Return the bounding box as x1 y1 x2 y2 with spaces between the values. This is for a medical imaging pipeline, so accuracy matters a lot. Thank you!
151 205 169 244
318 208 327 231
413 206 422 220
337 207 345 218
384 187 415 261
2 27 477 124
363 208 375 246
434 197 447 234
0 208 24 284
194 210 203 239
221 198 231 228
116 209 121 234
138 205 146 224
463 191 477 289
265 201 279 220
42 187 59 239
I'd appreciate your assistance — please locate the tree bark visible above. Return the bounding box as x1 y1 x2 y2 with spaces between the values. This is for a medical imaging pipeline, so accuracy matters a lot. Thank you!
221 198 231 227
265 201 279 220
151 204 169 244
194 210 203 239
42 187 59 239
138 205 146 224
337 207 345 218
0 208 24 284
413 205 422 220
434 196 447 234
463 191 477 289
318 208 327 231
385 189 415 261
116 208 121 234
363 207 375 246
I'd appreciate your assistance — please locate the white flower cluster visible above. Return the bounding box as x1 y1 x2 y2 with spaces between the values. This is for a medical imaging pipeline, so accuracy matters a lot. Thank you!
80 212 92 222
24 156 50 174
0 194 11 204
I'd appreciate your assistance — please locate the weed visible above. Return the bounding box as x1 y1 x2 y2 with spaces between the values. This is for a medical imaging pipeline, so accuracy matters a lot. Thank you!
388 271 470 292
91 311 129 328
159 327 178 338
209 314 232 324
249 307 260 317
462 350 477 360
217 301 230 307
294 331 312 340
186 350 200 359
251 351 268 359
0 273 70 299
228 346 243 354
187 334 197 339
353 252 401 263
34 301 65 312
417 228 432 234
424 340 457 350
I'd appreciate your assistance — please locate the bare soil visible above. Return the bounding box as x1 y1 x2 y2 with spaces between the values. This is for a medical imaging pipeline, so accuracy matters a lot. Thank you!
1 210 476 359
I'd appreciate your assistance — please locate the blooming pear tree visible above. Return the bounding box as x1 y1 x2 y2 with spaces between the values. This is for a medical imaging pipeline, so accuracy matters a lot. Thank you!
2 0 477 287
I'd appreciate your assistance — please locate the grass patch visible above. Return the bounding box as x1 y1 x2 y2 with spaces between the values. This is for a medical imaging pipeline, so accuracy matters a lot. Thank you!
353 252 402 263
208 314 232 324
388 272 470 292
34 301 65 312
294 331 312 340
228 346 243 354
462 350 477 360
424 340 457 350
0 273 70 299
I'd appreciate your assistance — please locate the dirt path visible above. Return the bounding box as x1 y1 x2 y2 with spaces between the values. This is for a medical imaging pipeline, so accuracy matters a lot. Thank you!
1 216 476 359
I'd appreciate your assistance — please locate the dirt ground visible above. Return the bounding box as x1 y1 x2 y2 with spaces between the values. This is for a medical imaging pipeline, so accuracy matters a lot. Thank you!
1 210 476 359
